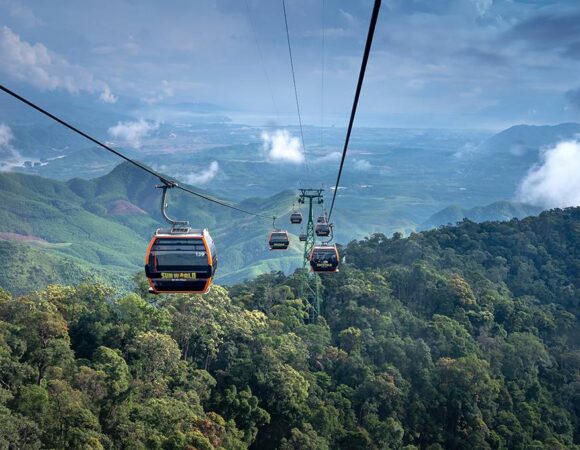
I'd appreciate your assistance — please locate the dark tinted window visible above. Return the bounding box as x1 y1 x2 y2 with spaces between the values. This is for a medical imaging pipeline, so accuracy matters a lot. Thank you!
152 238 209 268
314 249 337 260
271 232 289 242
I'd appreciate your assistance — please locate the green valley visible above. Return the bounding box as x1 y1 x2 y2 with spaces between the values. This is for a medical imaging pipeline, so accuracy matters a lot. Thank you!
0 163 305 293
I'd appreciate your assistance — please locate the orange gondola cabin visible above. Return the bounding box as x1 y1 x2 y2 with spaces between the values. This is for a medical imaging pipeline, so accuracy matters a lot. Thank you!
145 227 217 294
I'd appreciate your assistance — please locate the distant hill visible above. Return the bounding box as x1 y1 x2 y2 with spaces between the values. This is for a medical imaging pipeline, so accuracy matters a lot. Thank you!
0 163 301 294
467 122 580 189
481 123 580 157
421 200 543 230
0 240 133 295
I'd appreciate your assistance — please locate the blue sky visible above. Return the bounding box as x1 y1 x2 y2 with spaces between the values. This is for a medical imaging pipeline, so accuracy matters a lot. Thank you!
1 0 580 129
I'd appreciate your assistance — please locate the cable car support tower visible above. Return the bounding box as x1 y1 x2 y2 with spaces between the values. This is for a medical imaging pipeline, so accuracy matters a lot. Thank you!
297 188 324 321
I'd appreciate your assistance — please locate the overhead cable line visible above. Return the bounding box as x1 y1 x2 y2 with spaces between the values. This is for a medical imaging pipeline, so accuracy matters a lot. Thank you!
320 0 326 151
327 0 381 221
282 0 308 169
0 84 271 220
244 0 280 124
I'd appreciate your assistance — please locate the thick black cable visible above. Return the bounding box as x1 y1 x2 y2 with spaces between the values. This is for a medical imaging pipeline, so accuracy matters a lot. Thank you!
282 0 308 169
327 0 381 222
0 84 271 220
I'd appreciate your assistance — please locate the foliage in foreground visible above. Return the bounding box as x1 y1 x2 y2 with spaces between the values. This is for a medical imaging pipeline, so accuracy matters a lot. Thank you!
0 208 578 449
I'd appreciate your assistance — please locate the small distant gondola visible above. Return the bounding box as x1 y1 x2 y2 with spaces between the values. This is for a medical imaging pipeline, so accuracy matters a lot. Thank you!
310 245 339 272
299 233 307 242
269 230 290 250
315 223 331 237
290 212 303 224
316 215 326 224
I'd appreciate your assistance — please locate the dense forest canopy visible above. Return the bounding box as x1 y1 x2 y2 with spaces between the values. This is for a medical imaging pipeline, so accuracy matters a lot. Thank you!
0 208 578 449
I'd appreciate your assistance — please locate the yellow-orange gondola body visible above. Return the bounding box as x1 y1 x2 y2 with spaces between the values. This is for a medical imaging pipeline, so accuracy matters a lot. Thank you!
145 228 217 294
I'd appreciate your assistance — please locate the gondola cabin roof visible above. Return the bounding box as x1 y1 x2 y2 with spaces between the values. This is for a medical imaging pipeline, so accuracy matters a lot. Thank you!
153 227 208 237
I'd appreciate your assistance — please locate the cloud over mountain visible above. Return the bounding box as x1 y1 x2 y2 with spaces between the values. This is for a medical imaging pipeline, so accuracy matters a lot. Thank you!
261 129 304 164
108 119 159 149
0 122 26 171
517 140 580 208
0 123 13 148
183 161 220 185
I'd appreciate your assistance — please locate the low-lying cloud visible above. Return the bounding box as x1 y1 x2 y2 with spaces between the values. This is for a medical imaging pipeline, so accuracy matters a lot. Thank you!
0 0 43 27
108 119 159 148
261 129 304 164
314 151 341 164
141 80 174 105
353 159 372 171
99 85 117 104
0 123 13 148
0 26 115 102
0 122 27 171
453 142 478 159
517 140 580 208
183 161 219 185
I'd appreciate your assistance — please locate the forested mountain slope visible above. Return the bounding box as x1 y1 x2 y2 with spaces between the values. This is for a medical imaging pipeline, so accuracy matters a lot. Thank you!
0 208 577 449
420 200 543 230
0 163 301 293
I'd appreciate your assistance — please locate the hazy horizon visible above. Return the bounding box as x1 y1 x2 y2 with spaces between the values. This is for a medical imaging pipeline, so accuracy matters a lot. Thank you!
1 0 580 130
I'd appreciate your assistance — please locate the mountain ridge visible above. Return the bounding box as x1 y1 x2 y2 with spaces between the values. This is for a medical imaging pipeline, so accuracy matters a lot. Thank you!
421 200 543 230
0 163 302 293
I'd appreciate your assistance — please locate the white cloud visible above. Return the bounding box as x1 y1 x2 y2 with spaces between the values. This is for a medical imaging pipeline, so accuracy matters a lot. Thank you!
108 119 159 148
261 129 304 164
183 161 219 185
339 9 357 27
0 122 28 172
353 159 372 171
470 0 493 16
0 123 13 148
313 151 341 164
0 26 115 101
0 0 42 27
517 140 580 208
141 79 175 105
99 85 117 104
453 142 478 159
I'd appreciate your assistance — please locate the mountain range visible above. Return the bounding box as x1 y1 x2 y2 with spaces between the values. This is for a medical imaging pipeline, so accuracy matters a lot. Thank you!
0 163 304 294
3 118 580 292
421 201 543 230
